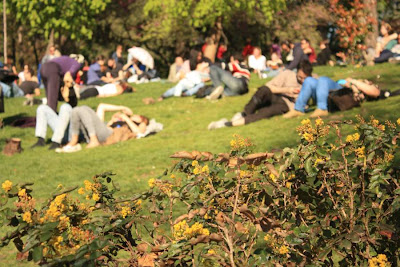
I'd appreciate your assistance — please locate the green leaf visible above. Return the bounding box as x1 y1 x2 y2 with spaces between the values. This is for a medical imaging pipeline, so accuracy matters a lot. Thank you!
32 245 43 262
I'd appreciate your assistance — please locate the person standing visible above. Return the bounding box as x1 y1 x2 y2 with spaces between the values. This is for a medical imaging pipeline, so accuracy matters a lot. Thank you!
40 56 81 112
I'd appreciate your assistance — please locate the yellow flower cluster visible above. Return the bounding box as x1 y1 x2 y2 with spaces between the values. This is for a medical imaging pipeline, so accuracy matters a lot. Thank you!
173 220 210 240
384 152 394 162
371 118 385 131
269 173 277 183
346 133 360 143
230 134 252 151
18 188 26 197
207 249 216 255
397 118 400 126
355 146 365 158
41 194 67 223
22 211 33 224
314 158 325 167
148 178 156 188
369 254 390 267
315 118 324 127
192 160 210 176
264 234 290 256
278 245 289 255
301 119 311 125
2 180 12 192
302 133 315 142
80 179 101 201
120 206 132 218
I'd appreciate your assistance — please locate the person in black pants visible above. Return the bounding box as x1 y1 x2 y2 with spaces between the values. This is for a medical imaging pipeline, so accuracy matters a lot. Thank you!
208 61 312 130
40 56 81 112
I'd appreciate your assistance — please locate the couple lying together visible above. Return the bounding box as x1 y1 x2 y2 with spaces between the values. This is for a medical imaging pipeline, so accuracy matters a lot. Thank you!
32 101 161 153
208 60 394 129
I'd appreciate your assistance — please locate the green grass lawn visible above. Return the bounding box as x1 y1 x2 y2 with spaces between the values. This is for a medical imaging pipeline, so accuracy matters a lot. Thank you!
0 63 400 265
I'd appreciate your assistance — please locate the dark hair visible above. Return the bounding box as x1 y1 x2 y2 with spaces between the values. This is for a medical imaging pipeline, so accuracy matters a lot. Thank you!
96 55 105 61
189 49 202 71
231 52 244 62
302 38 310 44
280 40 291 47
298 60 313 76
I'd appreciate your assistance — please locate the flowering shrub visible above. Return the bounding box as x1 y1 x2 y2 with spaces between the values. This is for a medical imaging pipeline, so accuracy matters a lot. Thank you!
1 116 400 266
330 0 376 63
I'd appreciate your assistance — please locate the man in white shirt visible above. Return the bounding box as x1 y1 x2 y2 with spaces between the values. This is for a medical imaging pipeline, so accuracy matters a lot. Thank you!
248 47 267 72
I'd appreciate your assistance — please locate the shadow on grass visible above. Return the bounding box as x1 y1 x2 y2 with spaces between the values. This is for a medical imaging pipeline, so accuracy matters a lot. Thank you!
2 113 31 126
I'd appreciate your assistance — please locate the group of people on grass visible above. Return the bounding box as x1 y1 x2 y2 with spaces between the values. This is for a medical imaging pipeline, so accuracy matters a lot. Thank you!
1 21 399 152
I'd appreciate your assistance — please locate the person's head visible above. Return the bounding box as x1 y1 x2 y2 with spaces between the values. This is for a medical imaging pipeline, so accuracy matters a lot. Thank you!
120 82 134 93
253 47 262 57
380 21 393 36
49 45 56 55
6 55 13 64
25 67 34 80
130 114 149 126
116 45 123 52
296 60 313 84
301 38 310 50
23 64 29 73
175 56 184 66
281 41 291 52
230 53 244 64
96 55 105 66
107 58 115 68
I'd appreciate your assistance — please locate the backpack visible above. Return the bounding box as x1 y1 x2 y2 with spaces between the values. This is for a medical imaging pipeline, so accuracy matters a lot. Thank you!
328 88 361 112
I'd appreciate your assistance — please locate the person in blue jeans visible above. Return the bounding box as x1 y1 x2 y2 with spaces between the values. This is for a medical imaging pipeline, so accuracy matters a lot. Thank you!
284 71 342 118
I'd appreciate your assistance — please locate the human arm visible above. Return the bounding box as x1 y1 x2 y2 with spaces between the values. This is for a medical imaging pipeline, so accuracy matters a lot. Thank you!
345 78 380 98
286 45 303 70
96 103 133 122
118 113 147 134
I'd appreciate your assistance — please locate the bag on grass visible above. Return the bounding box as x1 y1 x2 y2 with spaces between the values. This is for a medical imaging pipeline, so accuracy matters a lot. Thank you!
328 88 361 112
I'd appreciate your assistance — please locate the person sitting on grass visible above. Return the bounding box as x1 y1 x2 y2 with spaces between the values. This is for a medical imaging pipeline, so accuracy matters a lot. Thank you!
56 103 149 153
77 82 134 100
158 60 210 101
31 85 78 150
207 60 311 130
206 53 250 100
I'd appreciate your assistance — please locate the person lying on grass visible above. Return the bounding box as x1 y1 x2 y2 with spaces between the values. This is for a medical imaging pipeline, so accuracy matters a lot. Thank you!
77 82 134 100
283 76 383 119
56 103 149 153
158 60 210 101
208 60 311 130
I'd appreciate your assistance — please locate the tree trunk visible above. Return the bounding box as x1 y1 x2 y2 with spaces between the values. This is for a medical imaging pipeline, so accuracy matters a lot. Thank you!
3 0 7 61
364 0 378 49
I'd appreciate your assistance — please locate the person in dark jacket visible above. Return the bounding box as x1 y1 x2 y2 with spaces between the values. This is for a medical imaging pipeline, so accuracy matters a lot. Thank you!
282 42 309 70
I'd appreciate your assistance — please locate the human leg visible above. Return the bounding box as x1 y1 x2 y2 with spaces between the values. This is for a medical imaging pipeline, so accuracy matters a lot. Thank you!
243 86 274 115
41 62 61 112
71 106 112 144
315 76 342 111
79 87 99 99
184 83 205 96
51 103 72 144
244 95 289 124
294 77 318 112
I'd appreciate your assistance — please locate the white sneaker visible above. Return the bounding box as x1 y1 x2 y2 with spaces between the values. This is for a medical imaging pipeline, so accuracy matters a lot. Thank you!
231 112 243 121
208 118 228 130
206 86 224 100
55 144 82 153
